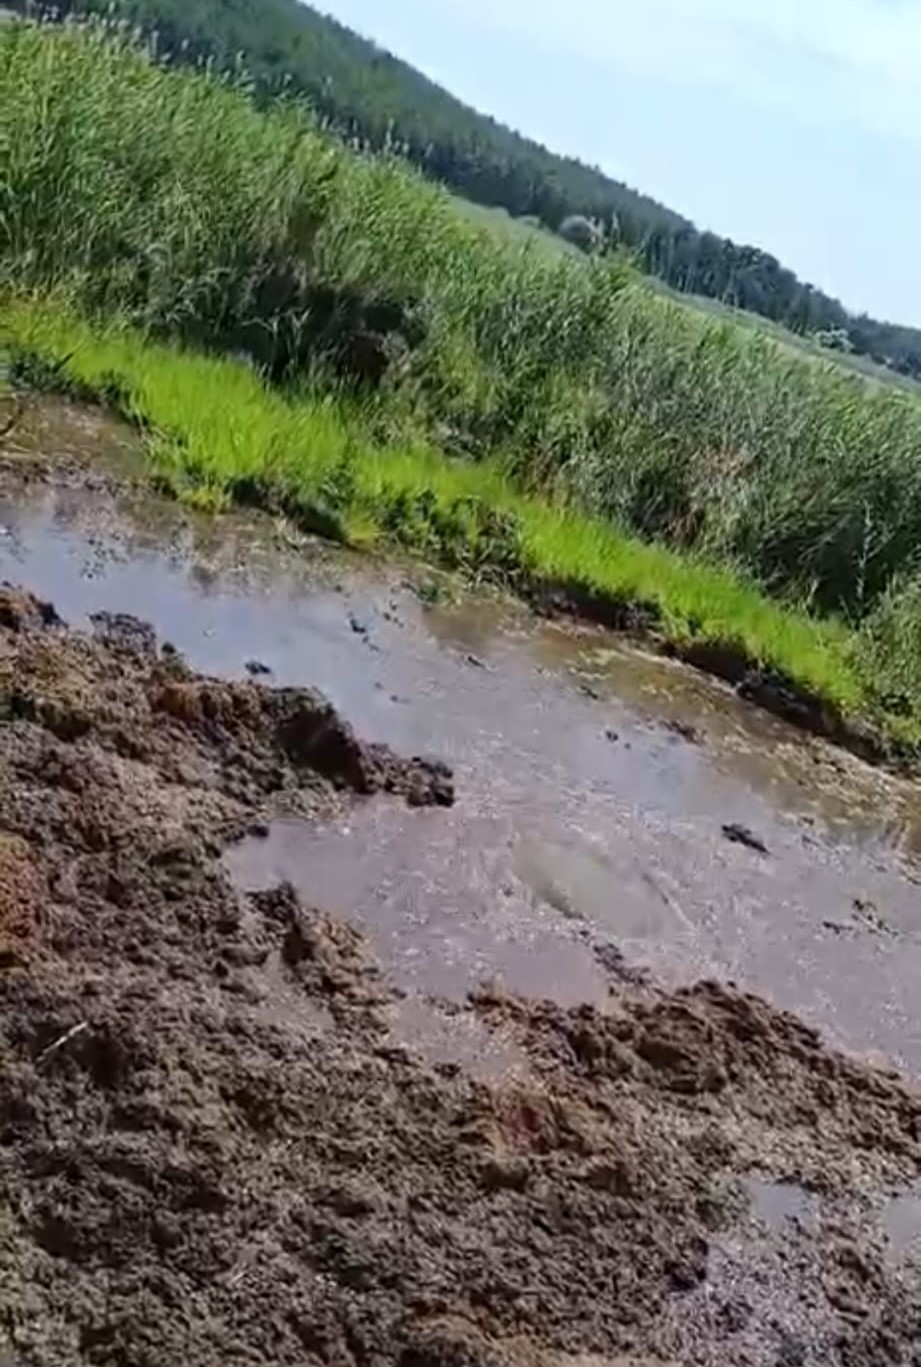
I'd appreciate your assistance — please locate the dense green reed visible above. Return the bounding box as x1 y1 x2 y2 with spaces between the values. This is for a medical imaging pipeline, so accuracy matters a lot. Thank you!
3 18 921 726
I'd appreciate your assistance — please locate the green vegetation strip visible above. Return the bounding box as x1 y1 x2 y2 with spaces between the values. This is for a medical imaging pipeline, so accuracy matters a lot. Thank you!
2 296 878 737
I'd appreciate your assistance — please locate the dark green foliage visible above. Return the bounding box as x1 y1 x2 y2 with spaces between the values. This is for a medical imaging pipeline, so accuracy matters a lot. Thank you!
859 574 921 717
558 215 603 255
228 464 352 542
200 272 423 387
7 346 73 394
10 0 921 377
10 0 681 236
378 487 524 578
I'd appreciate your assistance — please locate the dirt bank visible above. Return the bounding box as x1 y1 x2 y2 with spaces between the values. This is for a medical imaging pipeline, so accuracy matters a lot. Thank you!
1 586 920 1367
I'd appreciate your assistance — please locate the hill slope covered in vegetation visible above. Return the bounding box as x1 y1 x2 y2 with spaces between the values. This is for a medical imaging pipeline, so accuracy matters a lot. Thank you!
11 0 921 379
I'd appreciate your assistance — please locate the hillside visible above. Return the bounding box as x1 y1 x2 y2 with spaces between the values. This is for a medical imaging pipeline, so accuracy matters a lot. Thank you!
11 0 686 237
13 0 921 382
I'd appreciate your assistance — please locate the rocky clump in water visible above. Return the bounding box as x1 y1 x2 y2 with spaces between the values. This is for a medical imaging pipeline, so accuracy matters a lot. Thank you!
1 585 921 1366
0 584 454 821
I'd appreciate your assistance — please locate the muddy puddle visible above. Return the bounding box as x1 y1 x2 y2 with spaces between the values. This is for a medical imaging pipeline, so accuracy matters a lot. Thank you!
4 398 921 1076
885 1191 921 1259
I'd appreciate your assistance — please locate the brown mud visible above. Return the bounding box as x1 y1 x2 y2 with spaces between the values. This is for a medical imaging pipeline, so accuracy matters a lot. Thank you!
1 588 921 1366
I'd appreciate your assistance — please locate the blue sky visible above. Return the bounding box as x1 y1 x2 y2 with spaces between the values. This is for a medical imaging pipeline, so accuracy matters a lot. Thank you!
317 0 921 325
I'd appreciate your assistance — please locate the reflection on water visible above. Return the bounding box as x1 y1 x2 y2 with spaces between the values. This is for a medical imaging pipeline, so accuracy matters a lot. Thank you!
745 1178 817 1234
531 630 921 858
4 399 921 1071
425 590 921 859
885 1192 921 1259
513 835 694 935
1 393 140 473
224 814 611 1005
385 995 529 1082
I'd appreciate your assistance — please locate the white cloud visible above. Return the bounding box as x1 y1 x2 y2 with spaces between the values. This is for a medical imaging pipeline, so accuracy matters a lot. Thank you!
320 0 921 317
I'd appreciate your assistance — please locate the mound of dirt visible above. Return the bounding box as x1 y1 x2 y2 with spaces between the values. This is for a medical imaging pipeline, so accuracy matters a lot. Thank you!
1 585 920 1367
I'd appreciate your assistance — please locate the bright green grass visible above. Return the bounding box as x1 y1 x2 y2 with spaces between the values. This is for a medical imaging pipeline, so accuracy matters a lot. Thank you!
1 292 880 732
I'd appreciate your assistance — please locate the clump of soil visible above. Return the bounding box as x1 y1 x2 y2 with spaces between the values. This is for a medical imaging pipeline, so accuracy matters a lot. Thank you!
1 585 920 1367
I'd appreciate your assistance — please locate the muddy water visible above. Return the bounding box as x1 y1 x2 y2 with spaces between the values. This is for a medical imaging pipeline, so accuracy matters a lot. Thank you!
885 1192 921 1260
4 400 921 1072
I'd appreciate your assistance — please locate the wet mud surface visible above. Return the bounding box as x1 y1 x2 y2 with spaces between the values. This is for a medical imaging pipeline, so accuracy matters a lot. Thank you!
5 402 921 1071
3 400 921 1363
1 583 921 1367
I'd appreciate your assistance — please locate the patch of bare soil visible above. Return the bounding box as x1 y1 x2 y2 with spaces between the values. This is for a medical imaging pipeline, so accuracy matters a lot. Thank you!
1 585 920 1367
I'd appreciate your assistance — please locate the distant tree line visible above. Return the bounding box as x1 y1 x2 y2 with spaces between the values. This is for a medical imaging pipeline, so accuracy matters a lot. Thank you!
11 0 921 377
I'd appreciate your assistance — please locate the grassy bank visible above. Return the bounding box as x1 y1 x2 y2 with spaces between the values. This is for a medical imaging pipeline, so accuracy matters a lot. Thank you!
4 293 893 744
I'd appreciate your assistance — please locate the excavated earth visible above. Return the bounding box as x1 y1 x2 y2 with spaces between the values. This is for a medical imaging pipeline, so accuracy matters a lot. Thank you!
1 583 921 1366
